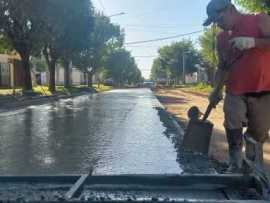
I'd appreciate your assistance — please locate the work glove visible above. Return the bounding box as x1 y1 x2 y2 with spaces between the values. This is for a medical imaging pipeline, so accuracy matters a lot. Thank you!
208 89 223 107
230 37 255 51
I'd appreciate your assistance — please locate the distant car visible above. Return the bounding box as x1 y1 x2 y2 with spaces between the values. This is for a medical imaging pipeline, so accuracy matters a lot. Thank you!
143 81 155 88
103 78 114 86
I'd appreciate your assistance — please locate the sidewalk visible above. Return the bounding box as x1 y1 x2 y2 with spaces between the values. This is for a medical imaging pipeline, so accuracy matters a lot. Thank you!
154 87 270 177
0 85 113 112
0 90 97 113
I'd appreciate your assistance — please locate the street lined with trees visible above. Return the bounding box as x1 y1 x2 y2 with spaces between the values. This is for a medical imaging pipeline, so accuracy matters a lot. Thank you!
0 0 142 93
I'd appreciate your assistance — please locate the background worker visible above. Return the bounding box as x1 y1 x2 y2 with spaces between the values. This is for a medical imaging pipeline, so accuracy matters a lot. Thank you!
203 0 270 172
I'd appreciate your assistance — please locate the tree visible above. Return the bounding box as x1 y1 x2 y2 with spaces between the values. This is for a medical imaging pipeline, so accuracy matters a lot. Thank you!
125 58 142 85
152 39 201 85
42 0 94 92
73 12 123 87
0 0 46 91
0 35 12 54
30 57 47 73
150 58 169 83
104 49 141 87
52 0 94 88
199 25 219 84
234 0 270 13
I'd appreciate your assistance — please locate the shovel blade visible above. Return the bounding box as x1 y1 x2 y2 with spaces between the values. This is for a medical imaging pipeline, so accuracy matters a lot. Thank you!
182 120 213 155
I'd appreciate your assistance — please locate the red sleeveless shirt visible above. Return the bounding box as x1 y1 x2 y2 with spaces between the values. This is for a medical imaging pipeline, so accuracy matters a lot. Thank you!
217 14 270 95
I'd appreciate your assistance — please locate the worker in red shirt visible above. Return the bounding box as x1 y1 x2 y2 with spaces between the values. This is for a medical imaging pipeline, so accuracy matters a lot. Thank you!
204 0 270 172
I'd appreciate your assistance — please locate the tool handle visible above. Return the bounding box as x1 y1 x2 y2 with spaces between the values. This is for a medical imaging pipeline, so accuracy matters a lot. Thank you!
202 103 215 121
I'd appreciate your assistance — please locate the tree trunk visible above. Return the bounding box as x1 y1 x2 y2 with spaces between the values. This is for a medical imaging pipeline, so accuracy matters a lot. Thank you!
83 72 87 85
43 47 58 93
49 60 56 93
0 65 2 86
20 53 33 91
207 67 215 86
87 72 93 87
64 59 71 88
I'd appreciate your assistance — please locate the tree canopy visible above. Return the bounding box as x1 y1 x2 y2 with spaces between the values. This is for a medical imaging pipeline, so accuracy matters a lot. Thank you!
42 0 94 91
199 26 219 84
0 0 141 90
235 0 270 13
151 39 201 85
0 35 12 54
104 49 142 86
0 0 46 90
73 12 123 87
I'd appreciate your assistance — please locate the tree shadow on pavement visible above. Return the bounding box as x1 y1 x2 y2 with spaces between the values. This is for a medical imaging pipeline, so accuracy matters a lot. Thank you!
156 95 188 105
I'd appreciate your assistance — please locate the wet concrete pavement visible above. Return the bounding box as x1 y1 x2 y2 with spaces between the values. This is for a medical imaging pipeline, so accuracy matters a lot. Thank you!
0 89 182 175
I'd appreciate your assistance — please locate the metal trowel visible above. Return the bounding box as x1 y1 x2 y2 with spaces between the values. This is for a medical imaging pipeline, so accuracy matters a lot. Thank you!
181 103 215 155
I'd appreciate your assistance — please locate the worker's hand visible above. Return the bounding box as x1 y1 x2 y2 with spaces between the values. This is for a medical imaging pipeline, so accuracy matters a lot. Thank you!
208 89 223 107
230 37 255 51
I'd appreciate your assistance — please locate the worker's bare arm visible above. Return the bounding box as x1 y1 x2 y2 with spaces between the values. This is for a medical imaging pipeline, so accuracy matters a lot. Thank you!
208 45 228 106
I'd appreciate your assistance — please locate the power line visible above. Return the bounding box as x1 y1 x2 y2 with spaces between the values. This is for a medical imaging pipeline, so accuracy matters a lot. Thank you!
108 12 125 18
125 30 203 45
124 23 200 29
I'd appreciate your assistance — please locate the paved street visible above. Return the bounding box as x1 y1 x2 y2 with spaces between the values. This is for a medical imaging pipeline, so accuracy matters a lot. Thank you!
0 89 181 175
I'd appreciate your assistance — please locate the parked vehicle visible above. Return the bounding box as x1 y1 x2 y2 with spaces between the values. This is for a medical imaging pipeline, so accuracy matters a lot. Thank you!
143 81 155 88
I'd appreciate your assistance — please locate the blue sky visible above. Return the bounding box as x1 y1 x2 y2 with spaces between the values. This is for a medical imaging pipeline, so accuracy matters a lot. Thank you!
92 0 212 79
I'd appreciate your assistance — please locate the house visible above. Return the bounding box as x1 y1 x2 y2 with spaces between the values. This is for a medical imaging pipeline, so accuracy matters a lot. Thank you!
0 54 24 88
0 54 88 88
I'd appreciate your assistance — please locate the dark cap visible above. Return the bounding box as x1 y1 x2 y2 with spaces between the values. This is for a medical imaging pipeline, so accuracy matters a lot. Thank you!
203 0 231 26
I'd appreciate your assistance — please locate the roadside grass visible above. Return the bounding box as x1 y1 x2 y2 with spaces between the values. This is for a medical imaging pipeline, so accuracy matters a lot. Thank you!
0 88 22 96
182 83 213 94
93 84 113 92
0 84 113 96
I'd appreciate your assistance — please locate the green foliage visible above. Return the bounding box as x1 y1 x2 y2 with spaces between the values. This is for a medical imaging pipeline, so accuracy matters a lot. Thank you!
0 0 47 90
199 27 219 69
150 58 168 81
104 49 142 86
73 12 123 74
0 35 12 54
151 39 201 84
199 26 220 84
234 0 270 13
30 57 47 72
48 1 92 59
0 0 46 55
185 83 213 94
49 0 94 57
42 0 94 89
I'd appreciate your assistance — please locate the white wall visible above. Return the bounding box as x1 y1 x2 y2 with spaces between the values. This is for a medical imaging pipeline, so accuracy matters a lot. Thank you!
185 72 198 84
56 66 64 85
41 67 85 86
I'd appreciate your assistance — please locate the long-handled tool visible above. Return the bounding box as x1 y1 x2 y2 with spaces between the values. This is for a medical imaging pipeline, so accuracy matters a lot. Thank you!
181 53 244 155
181 105 214 155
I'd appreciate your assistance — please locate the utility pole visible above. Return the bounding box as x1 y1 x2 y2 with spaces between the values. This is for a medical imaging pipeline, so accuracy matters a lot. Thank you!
182 53 185 84
108 12 125 18
182 51 190 84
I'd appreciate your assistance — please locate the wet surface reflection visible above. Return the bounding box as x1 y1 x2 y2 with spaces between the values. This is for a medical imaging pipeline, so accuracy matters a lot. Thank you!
0 89 181 175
